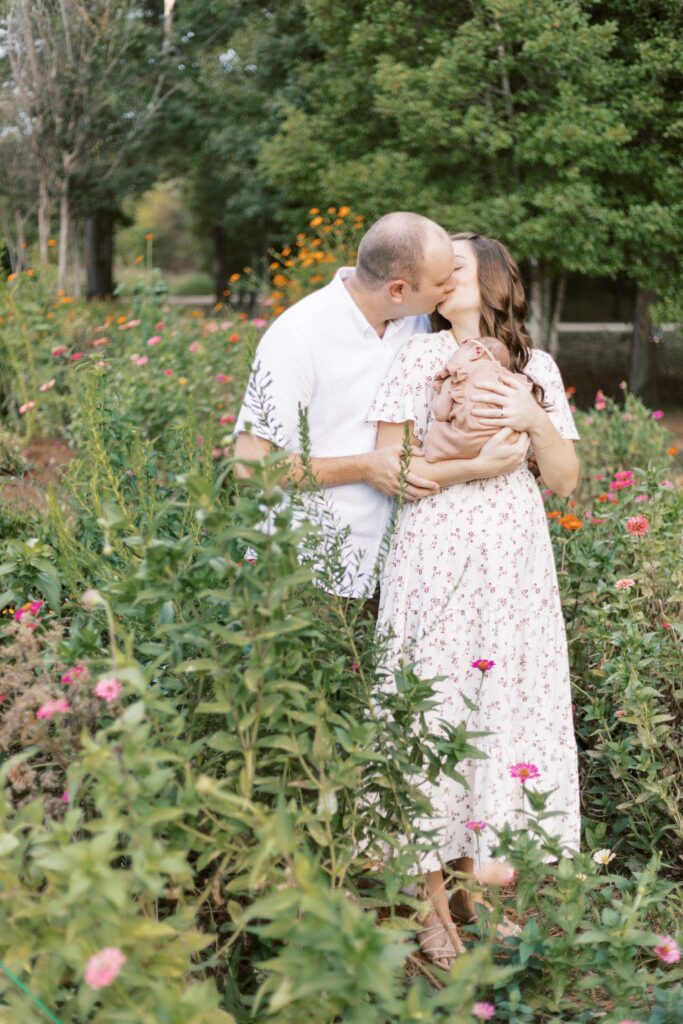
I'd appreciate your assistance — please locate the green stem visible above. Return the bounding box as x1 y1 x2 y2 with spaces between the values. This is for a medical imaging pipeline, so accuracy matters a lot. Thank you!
0 961 64 1024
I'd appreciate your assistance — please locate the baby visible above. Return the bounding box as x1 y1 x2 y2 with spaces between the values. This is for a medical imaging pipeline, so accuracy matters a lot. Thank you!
423 336 535 462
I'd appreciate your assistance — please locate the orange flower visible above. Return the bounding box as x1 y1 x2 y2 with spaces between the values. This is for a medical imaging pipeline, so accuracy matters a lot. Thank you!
334 218 344 226
310 216 323 227
565 386 576 396
667 447 679 456
310 239 322 248
282 246 291 256
327 207 336 214
134 255 144 264
547 511 561 518
308 208 319 215
229 272 241 283
310 274 324 283
273 274 287 287
560 514 583 531
322 225 333 232
47 239 57 247
269 261 279 270
274 305 285 315
7 273 16 281
144 232 155 241
26 269 34 276
338 206 351 217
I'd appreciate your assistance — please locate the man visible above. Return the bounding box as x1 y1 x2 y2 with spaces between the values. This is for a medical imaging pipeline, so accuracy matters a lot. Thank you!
235 211 526 599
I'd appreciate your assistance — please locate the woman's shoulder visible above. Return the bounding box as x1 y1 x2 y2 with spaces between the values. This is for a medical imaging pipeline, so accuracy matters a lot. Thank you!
396 329 456 370
525 347 562 386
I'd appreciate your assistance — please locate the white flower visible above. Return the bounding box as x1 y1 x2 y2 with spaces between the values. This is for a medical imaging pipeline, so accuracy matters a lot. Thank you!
81 589 104 610
575 872 588 881
592 848 615 865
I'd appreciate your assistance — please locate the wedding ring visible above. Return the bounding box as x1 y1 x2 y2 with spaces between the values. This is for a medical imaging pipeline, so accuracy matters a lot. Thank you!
499 408 504 418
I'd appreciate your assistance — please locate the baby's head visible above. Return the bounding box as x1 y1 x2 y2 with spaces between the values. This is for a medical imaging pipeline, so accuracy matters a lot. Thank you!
460 336 511 368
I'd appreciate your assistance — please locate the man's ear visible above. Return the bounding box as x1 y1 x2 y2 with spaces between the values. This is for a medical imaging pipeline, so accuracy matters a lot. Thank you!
387 278 408 304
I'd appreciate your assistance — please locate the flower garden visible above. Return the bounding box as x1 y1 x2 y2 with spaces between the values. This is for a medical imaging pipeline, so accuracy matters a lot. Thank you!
0 211 681 1023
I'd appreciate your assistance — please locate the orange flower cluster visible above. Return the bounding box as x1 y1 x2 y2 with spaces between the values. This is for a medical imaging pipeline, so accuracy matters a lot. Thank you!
266 205 365 315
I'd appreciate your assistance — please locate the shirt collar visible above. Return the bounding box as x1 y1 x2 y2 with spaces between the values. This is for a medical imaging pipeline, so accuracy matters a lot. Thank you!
332 267 410 340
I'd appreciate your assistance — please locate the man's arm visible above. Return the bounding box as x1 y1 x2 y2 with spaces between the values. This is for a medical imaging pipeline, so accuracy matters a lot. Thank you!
234 431 440 500
375 422 529 486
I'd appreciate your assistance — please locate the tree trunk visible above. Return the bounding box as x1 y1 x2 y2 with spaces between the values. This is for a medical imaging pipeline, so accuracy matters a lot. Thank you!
85 210 115 299
57 183 69 292
38 171 50 263
628 286 659 405
71 218 82 298
548 272 567 360
528 260 551 350
211 224 229 301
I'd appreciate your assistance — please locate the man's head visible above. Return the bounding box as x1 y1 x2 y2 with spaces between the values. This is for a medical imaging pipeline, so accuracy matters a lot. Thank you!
354 212 455 317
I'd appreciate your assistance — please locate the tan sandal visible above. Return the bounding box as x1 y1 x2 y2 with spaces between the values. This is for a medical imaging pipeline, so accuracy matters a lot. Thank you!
417 918 464 969
449 890 521 940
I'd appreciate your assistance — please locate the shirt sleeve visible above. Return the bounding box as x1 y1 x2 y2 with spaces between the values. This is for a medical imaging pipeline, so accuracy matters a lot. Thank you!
235 327 314 450
526 350 580 441
367 334 437 443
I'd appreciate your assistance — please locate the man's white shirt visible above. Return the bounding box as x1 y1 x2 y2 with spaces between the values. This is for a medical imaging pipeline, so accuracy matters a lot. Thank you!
235 267 429 597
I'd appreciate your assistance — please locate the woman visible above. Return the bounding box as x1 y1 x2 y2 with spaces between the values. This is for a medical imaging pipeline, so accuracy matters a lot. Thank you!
368 233 581 967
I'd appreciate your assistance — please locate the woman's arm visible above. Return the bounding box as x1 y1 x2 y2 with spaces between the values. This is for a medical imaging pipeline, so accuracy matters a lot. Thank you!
471 377 579 497
376 422 530 487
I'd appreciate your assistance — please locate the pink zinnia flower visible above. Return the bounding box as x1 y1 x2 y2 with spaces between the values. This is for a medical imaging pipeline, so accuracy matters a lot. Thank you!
84 947 127 990
473 1003 496 1021
474 862 516 887
163 368 174 376
197 434 204 448
70 352 84 361
219 413 235 425
654 936 680 964
251 318 267 328
188 341 201 353
61 790 70 803
91 337 109 347
146 335 161 346
52 344 67 357
215 373 232 383
37 698 70 720
614 470 634 480
509 762 540 784
94 677 122 703
154 321 165 330
595 400 606 411
39 379 56 392
651 410 664 420
615 578 636 591
18 401 35 414
635 494 649 503
659 480 674 489
61 664 86 686
466 820 487 832
29 600 44 615
625 515 650 536
135 355 149 367
471 659 495 672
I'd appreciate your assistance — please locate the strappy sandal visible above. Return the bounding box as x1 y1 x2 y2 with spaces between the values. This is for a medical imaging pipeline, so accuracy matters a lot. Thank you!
417 919 464 969
449 890 522 940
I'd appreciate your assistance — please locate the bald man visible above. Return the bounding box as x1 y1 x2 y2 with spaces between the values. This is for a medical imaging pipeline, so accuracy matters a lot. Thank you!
235 211 525 600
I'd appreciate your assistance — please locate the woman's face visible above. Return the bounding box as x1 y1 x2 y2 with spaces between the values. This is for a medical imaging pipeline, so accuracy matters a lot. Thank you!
436 239 481 323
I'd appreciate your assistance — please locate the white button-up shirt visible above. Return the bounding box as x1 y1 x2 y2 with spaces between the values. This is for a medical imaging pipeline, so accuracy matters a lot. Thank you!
235 268 429 597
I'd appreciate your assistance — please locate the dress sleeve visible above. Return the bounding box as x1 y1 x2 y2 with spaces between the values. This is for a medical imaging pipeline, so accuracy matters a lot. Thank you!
235 327 314 450
367 334 439 443
527 351 580 441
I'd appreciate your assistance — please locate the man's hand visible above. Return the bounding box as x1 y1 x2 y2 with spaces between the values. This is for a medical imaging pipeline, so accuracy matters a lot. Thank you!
471 428 529 479
364 445 440 500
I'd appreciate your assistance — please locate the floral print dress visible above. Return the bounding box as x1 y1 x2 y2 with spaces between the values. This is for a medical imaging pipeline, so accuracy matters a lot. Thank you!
368 330 581 871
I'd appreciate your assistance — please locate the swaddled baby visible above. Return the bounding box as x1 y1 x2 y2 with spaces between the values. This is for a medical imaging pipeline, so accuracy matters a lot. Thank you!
423 336 535 462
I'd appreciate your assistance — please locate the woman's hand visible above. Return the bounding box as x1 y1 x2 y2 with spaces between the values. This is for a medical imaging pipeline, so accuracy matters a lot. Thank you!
471 374 544 434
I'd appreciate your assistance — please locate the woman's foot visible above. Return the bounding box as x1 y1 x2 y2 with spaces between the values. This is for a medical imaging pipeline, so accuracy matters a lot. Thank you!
449 889 521 939
417 910 465 969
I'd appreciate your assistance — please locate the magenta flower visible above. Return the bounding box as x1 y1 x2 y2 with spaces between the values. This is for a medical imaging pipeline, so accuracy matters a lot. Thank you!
84 947 127 990
52 344 67 357
61 664 86 686
29 600 44 615
509 762 540 785
219 413 236 425
651 410 664 420
70 352 84 361
654 935 681 964
163 368 174 376
473 1003 495 1021
61 790 70 803
94 677 122 703
634 494 649 503
37 698 70 720
471 659 495 672
146 335 161 346
466 820 487 832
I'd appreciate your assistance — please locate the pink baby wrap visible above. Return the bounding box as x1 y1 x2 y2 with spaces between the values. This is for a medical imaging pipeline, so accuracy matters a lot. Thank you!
423 336 533 462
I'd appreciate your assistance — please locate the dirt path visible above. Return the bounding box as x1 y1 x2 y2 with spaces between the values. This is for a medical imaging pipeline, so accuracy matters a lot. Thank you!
0 438 76 515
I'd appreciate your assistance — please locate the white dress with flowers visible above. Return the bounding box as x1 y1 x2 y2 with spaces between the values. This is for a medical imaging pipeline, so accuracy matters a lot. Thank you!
368 331 581 871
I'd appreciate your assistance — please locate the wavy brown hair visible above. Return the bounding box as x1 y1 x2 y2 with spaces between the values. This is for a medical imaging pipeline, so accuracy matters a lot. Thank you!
430 233 542 397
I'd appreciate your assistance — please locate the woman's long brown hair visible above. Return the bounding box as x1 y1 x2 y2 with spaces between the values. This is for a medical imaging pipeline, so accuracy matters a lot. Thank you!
430 231 544 401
